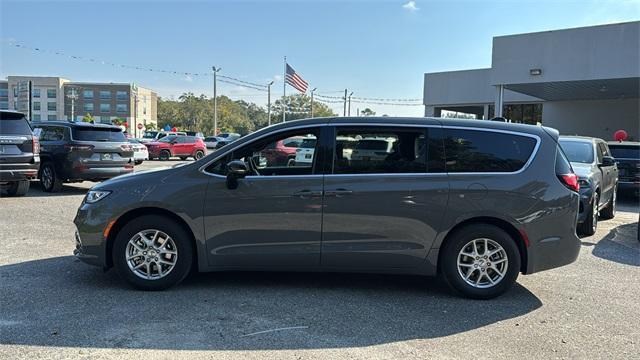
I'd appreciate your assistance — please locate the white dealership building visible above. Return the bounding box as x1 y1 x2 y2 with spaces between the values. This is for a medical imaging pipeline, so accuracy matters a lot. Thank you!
423 21 639 141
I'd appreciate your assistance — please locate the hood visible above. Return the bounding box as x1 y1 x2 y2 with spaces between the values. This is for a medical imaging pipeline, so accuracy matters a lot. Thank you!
570 162 594 179
92 165 176 190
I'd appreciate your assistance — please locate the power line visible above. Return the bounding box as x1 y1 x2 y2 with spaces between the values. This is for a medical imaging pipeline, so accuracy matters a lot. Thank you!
7 41 424 107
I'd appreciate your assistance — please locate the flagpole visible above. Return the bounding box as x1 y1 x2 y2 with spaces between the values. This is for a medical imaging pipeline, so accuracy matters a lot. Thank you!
282 56 287 123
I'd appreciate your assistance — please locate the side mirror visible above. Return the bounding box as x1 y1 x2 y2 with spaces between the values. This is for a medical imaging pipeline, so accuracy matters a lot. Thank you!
226 160 248 189
600 156 615 167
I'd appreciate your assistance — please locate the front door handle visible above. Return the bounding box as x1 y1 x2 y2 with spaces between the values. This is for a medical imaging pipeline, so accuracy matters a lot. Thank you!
325 189 353 197
292 190 323 198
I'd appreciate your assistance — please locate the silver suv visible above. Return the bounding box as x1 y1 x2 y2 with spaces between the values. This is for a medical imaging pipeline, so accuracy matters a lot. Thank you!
74 117 582 299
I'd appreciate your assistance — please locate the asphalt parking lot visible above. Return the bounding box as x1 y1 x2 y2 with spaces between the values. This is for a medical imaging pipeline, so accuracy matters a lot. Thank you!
1 160 638 359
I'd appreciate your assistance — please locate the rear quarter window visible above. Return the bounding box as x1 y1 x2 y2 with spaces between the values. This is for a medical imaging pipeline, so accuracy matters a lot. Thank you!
443 129 537 173
72 127 126 142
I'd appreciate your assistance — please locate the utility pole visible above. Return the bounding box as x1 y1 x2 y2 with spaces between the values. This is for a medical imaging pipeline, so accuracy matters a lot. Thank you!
66 87 78 122
310 88 317 118
347 91 353 116
267 81 274 126
343 89 347 116
212 66 221 135
133 92 138 138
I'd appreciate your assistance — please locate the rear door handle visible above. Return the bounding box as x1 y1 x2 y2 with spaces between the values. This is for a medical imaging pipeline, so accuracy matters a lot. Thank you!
325 189 353 197
292 190 323 198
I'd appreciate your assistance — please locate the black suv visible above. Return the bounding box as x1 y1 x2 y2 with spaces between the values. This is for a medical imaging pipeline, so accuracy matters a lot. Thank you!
33 121 134 192
608 141 639 197
0 111 40 196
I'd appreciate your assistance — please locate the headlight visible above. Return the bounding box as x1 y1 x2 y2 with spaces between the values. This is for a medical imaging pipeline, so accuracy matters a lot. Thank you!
85 190 111 204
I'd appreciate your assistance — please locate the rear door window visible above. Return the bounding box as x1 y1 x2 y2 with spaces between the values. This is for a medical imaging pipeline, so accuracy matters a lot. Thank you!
332 127 427 174
0 113 32 134
72 127 126 142
443 129 537 173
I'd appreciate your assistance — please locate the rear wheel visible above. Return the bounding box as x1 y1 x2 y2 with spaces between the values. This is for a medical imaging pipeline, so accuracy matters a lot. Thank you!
159 150 171 161
194 150 204 160
578 192 598 236
40 162 63 192
440 224 520 299
112 215 194 291
600 185 616 220
134 160 143 165
6 180 30 196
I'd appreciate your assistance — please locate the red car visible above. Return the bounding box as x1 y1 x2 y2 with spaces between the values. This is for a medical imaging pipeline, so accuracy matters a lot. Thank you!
260 136 304 166
146 135 207 161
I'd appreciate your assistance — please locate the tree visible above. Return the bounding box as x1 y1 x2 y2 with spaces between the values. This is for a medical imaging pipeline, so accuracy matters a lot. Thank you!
272 94 336 122
82 113 94 123
360 108 376 116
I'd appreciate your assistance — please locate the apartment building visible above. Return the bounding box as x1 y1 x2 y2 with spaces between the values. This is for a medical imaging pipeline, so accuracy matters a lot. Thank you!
63 82 157 137
2 76 157 138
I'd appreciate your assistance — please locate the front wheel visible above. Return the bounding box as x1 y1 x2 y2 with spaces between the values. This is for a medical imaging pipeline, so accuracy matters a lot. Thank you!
600 185 616 220
578 193 598 236
440 224 520 299
112 215 194 291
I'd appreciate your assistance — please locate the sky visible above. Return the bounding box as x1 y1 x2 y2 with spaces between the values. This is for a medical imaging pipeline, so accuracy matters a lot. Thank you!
1 0 639 116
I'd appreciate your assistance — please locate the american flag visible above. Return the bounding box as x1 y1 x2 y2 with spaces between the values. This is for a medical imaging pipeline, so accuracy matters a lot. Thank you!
285 64 309 93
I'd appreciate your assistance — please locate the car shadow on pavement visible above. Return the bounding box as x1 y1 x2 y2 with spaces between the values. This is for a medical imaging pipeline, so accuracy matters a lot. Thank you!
0 256 542 351
21 182 90 197
592 222 639 267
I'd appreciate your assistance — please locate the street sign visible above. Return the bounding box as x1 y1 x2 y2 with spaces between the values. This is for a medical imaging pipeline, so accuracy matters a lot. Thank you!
137 123 144 130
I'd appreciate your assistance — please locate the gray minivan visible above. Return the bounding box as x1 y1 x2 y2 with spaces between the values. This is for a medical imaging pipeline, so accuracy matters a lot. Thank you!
74 117 581 299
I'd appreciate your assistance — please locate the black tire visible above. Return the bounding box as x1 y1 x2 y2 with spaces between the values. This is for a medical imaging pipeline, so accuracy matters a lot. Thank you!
194 150 204 160
134 160 143 165
600 185 616 220
578 192 598 236
440 224 521 299
40 162 63 192
6 180 30 196
112 215 194 291
159 150 171 161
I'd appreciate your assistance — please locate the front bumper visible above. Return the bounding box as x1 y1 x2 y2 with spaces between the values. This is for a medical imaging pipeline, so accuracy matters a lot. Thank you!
577 186 594 224
73 202 112 268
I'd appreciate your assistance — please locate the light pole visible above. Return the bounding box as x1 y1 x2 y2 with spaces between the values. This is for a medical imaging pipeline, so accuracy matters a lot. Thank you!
267 81 274 126
310 88 317 118
212 66 221 135
347 92 353 116
66 87 78 122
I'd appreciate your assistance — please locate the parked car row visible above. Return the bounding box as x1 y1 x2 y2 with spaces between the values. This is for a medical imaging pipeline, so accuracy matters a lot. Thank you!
0 111 208 194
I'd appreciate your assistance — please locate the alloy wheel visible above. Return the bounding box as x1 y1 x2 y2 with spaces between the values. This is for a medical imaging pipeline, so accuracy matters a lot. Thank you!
457 238 508 289
125 229 178 280
41 166 53 190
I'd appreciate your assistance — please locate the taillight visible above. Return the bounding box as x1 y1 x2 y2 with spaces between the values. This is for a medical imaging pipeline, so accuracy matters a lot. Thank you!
120 144 133 152
32 137 40 154
65 144 94 152
558 173 580 192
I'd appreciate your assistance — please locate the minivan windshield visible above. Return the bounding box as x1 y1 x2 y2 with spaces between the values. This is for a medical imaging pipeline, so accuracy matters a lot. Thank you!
559 140 594 164
72 127 127 142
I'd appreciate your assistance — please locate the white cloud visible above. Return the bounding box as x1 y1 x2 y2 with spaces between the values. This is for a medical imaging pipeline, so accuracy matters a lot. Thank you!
402 1 419 12
183 75 193 82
